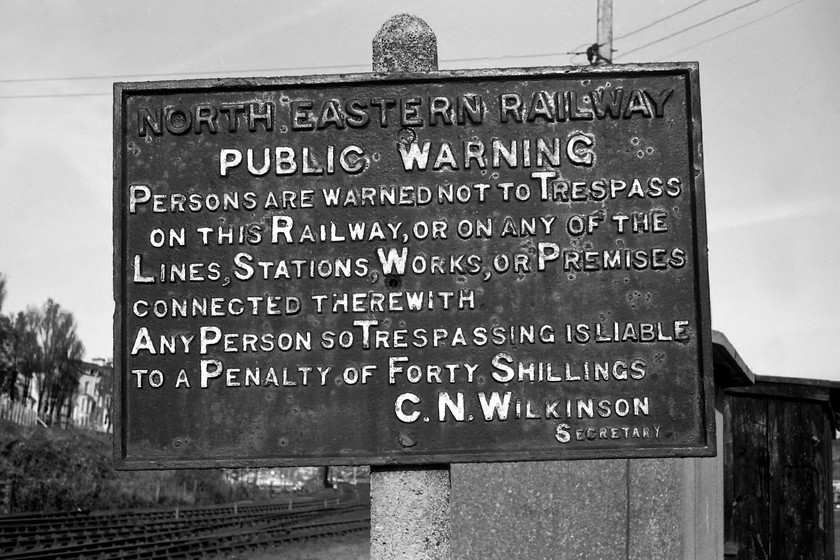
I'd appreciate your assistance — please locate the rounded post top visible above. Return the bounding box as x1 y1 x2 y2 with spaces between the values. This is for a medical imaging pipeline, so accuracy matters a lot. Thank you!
372 14 438 73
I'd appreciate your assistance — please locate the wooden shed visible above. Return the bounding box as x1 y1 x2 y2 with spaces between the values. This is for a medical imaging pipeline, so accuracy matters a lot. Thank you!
716 330 839 559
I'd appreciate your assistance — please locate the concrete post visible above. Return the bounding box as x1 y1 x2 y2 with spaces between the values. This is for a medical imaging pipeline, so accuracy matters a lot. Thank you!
449 358 737 560
372 14 438 74
449 393 725 559
369 14 451 560
371 466 451 560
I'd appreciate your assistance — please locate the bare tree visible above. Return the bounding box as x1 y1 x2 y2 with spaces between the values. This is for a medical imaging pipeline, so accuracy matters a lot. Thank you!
2 312 39 403
0 277 39 403
30 299 85 425
0 274 13 398
0 279 86 417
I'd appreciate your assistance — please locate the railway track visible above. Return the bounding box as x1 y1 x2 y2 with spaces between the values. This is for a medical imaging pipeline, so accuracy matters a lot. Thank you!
0 484 370 559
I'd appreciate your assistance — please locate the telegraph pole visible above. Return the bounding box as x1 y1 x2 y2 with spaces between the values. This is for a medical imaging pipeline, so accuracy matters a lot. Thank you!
596 0 613 64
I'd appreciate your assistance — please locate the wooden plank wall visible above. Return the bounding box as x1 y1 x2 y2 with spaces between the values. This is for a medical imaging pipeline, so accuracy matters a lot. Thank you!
724 383 834 560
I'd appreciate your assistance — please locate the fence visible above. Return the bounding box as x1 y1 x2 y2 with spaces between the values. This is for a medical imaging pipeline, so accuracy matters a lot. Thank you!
0 401 41 428
0 400 111 433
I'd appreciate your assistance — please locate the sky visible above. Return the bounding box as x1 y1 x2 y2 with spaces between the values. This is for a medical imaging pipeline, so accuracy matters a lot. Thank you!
0 0 838 382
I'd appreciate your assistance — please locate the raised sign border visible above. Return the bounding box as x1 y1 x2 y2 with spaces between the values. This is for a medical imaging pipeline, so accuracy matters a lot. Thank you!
113 62 713 469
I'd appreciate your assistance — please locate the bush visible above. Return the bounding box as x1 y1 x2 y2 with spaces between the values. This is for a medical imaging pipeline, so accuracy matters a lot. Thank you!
5 427 114 511
0 421 232 513
0 421 335 514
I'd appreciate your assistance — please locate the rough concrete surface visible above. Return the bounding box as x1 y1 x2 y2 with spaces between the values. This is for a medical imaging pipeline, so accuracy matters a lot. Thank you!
368 13 449 560
628 459 683 560
372 14 438 73
452 455 723 560
371 468 451 560
451 461 629 560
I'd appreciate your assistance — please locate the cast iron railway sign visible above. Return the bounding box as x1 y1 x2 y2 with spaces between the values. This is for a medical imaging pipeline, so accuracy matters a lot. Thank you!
114 63 712 468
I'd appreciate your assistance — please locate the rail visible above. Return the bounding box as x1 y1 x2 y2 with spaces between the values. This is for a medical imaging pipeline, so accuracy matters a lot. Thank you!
0 484 370 559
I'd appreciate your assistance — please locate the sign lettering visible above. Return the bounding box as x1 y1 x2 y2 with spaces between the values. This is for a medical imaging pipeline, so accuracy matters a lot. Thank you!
114 64 713 468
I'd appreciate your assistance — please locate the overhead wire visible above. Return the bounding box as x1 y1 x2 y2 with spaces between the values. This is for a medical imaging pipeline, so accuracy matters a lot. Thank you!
613 0 710 41
660 0 810 58
615 0 763 60
0 62 371 85
0 48 591 88
0 1 810 99
0 91 110 100
443 47 591 65
0 46 595 100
